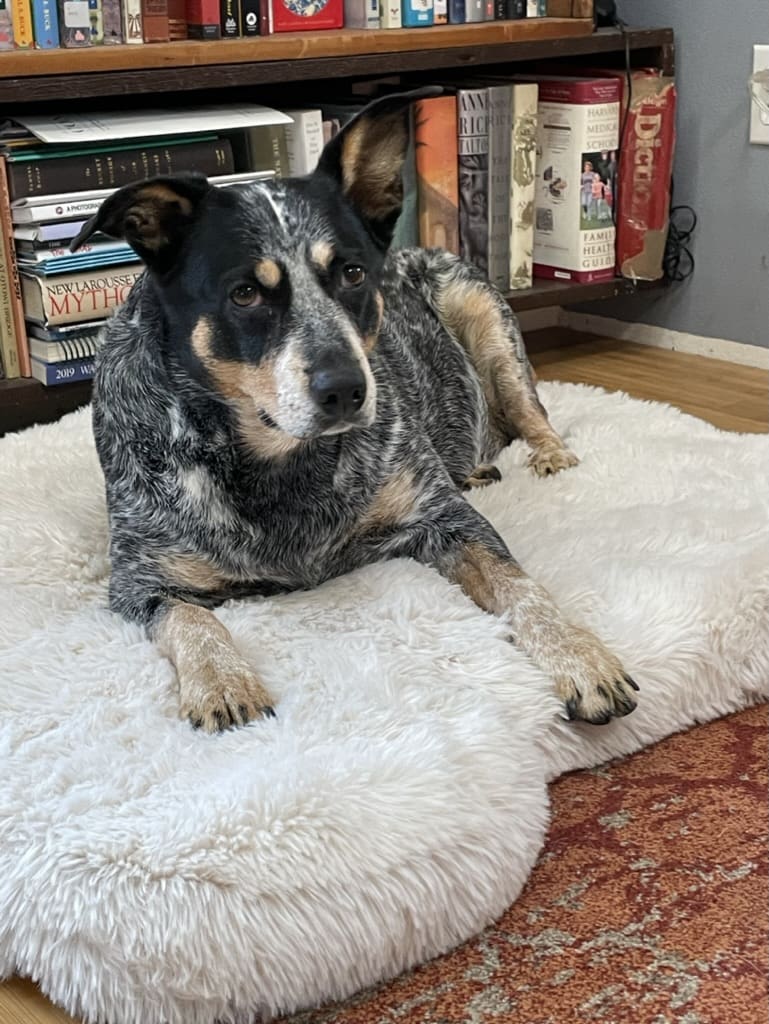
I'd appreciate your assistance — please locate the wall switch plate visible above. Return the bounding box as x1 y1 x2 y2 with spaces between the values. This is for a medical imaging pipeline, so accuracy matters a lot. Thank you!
750 44 769 145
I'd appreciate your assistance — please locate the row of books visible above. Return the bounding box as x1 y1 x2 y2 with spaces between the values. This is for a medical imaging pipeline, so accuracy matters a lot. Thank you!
0 70 676 386
0 0 551 46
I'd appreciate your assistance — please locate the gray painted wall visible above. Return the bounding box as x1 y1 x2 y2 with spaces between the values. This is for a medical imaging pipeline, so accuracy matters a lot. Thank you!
590 0 769 348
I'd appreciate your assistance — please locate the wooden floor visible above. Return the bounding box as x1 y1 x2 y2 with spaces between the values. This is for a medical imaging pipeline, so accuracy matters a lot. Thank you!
1 333 767 1024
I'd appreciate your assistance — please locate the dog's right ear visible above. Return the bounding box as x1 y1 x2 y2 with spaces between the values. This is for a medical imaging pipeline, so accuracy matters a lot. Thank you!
70 173 212 277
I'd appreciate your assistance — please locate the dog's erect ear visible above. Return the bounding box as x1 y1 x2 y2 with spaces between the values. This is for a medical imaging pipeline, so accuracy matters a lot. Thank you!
70 173 212 277
314 87 442 248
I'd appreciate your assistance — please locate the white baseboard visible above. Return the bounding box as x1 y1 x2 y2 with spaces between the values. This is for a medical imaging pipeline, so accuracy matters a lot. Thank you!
561 311 769 370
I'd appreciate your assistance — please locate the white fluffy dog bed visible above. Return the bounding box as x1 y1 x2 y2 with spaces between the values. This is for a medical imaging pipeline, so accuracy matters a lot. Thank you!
1 382 767 1024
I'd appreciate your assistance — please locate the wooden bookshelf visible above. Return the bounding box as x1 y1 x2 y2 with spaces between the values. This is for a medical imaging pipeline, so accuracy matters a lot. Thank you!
0 24 675 434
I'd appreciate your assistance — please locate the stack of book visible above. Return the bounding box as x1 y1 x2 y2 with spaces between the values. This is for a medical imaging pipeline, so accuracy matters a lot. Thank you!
0 103 295 383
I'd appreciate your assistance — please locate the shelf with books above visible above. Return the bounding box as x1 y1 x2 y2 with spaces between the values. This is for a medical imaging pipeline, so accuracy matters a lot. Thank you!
0 26 674 103
0 276 665 437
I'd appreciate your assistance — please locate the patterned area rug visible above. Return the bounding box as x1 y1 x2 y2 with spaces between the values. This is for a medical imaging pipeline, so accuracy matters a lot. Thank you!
288 704 768 1024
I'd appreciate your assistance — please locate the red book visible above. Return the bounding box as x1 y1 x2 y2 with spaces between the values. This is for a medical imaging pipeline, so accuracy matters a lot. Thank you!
141 0 169 39
414 94 459 255
269 0 342 32
186 0 220 36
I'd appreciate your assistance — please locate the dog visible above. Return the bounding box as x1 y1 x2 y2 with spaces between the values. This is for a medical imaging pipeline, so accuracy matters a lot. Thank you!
72 88 638 733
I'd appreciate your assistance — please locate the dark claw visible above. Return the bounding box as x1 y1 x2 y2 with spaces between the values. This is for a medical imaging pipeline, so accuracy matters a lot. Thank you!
213 709 229 731
624 674 640 692
586 711 613 726
237 704 250 724
596 684 610 701
565 698 580 721
261 705 277 719
615 696 638 717
191 717 203 730
486 466 502 482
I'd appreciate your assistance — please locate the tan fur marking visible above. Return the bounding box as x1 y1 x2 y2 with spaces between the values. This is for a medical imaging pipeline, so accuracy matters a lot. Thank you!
363 290 385 354
448 543 637 724
155 602 274 732
357 468 417 533
137 183 194 216
341 116 406 221
435 282 578 472
310 240 335 271
159 552 230 593
254 258 281 289
191 318 301 460
124 185 194 251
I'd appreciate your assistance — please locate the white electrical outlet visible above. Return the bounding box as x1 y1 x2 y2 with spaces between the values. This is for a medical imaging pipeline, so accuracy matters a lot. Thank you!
750 44 769 145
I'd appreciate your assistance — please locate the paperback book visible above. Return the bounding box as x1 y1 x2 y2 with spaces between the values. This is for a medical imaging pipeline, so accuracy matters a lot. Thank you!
21 264 144 327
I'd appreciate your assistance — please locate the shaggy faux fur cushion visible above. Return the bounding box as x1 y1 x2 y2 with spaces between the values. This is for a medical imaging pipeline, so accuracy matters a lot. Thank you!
1 382 767 1024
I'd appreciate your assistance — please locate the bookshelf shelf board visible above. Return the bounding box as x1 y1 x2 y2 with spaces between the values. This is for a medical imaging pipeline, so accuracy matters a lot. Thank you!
0 26 674 103
0 278 663 436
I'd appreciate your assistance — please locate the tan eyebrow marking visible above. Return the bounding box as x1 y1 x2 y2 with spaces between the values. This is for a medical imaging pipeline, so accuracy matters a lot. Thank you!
254 259 281 289
310 240 335 271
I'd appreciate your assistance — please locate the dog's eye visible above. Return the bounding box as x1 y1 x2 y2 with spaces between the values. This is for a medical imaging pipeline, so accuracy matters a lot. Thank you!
341 265 366 289
230 285 262 308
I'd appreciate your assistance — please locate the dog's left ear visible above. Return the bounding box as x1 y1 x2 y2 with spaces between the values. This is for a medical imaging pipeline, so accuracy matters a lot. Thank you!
70 173 212 277
314 87 442 248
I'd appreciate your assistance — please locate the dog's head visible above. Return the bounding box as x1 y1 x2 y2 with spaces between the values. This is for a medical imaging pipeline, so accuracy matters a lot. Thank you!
72 89 439 450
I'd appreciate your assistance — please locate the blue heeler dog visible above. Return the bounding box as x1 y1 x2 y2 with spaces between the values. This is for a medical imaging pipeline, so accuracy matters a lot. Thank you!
72 89 638 732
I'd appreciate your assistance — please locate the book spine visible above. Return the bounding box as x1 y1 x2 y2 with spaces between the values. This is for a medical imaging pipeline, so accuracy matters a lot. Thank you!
391 106 418 250
58 0 91 44
379 0 400 27
433 0 445 22
31 356 96 385
101 0 121 39
447 0 463 19
0 232 21 379
8 138 235 200
31 0 59 46
509 82 537 290
532 82 619 283
525 0 536 14
401 0 432 26
457 88 489 277
186 0 220 36
414 94 459 256
463 0 482 20
240 0 258 33
284 111 324 177
166 0 185 33
29 333 99 363
343 0 377 27
220 0 239 35
537 0 545 12
22 265 144 326
0 0 15 48
486 85 512 291
0 157 29 376
121 0 141 40
505 0 524 15
88 0 103 40
10 0 33 45
141 0 168 39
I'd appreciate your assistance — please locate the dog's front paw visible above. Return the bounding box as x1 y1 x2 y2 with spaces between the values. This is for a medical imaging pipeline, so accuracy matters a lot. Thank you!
528 444 579 477
553 629 639 725
462 463 502 491
178 643 276 733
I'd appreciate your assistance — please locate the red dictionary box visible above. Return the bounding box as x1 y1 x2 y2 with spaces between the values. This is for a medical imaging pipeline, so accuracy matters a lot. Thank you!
615 73 677 281
269 0 342 32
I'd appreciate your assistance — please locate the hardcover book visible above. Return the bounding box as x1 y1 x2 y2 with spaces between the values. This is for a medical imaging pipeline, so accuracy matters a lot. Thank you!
101 0 122 40
414 93 459 255
379 0 400 28
343 0 377 27
10 0 33 47
401 0 431 26
21 264 144 326
240 0 258 31
183 0 219 36
167 0 186 35
391 106 418 250
30 354 96 385
31 0 59 47
220 0 239 35
141 0 168 40
0 156 29 376
486 83 512 291
284 109 324 176
57 0 91 45
7 138 235 200
509 81 538 290
269 0 342 32
0 0 14 48
121 0 141 41
457 86 489 276
526 75 621 283
88 0 103 43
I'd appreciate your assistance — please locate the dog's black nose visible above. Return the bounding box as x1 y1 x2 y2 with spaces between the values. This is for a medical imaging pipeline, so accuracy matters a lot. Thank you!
309 366 367 423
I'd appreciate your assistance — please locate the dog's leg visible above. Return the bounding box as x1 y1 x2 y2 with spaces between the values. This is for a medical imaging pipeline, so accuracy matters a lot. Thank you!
426 254 579 476
152 600 276 732
397 500 637 724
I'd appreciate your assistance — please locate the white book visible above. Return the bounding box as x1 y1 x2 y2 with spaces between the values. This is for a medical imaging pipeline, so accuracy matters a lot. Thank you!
344 0 379 27
379 0 401 28
284 110 325 177
508 82 539 291
121 0 142 43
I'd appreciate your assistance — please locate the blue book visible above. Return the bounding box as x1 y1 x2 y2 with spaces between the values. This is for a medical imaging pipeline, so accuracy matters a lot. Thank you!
32 0 60 47
448 0 464 21
30 354 96 386
402 0 433 25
